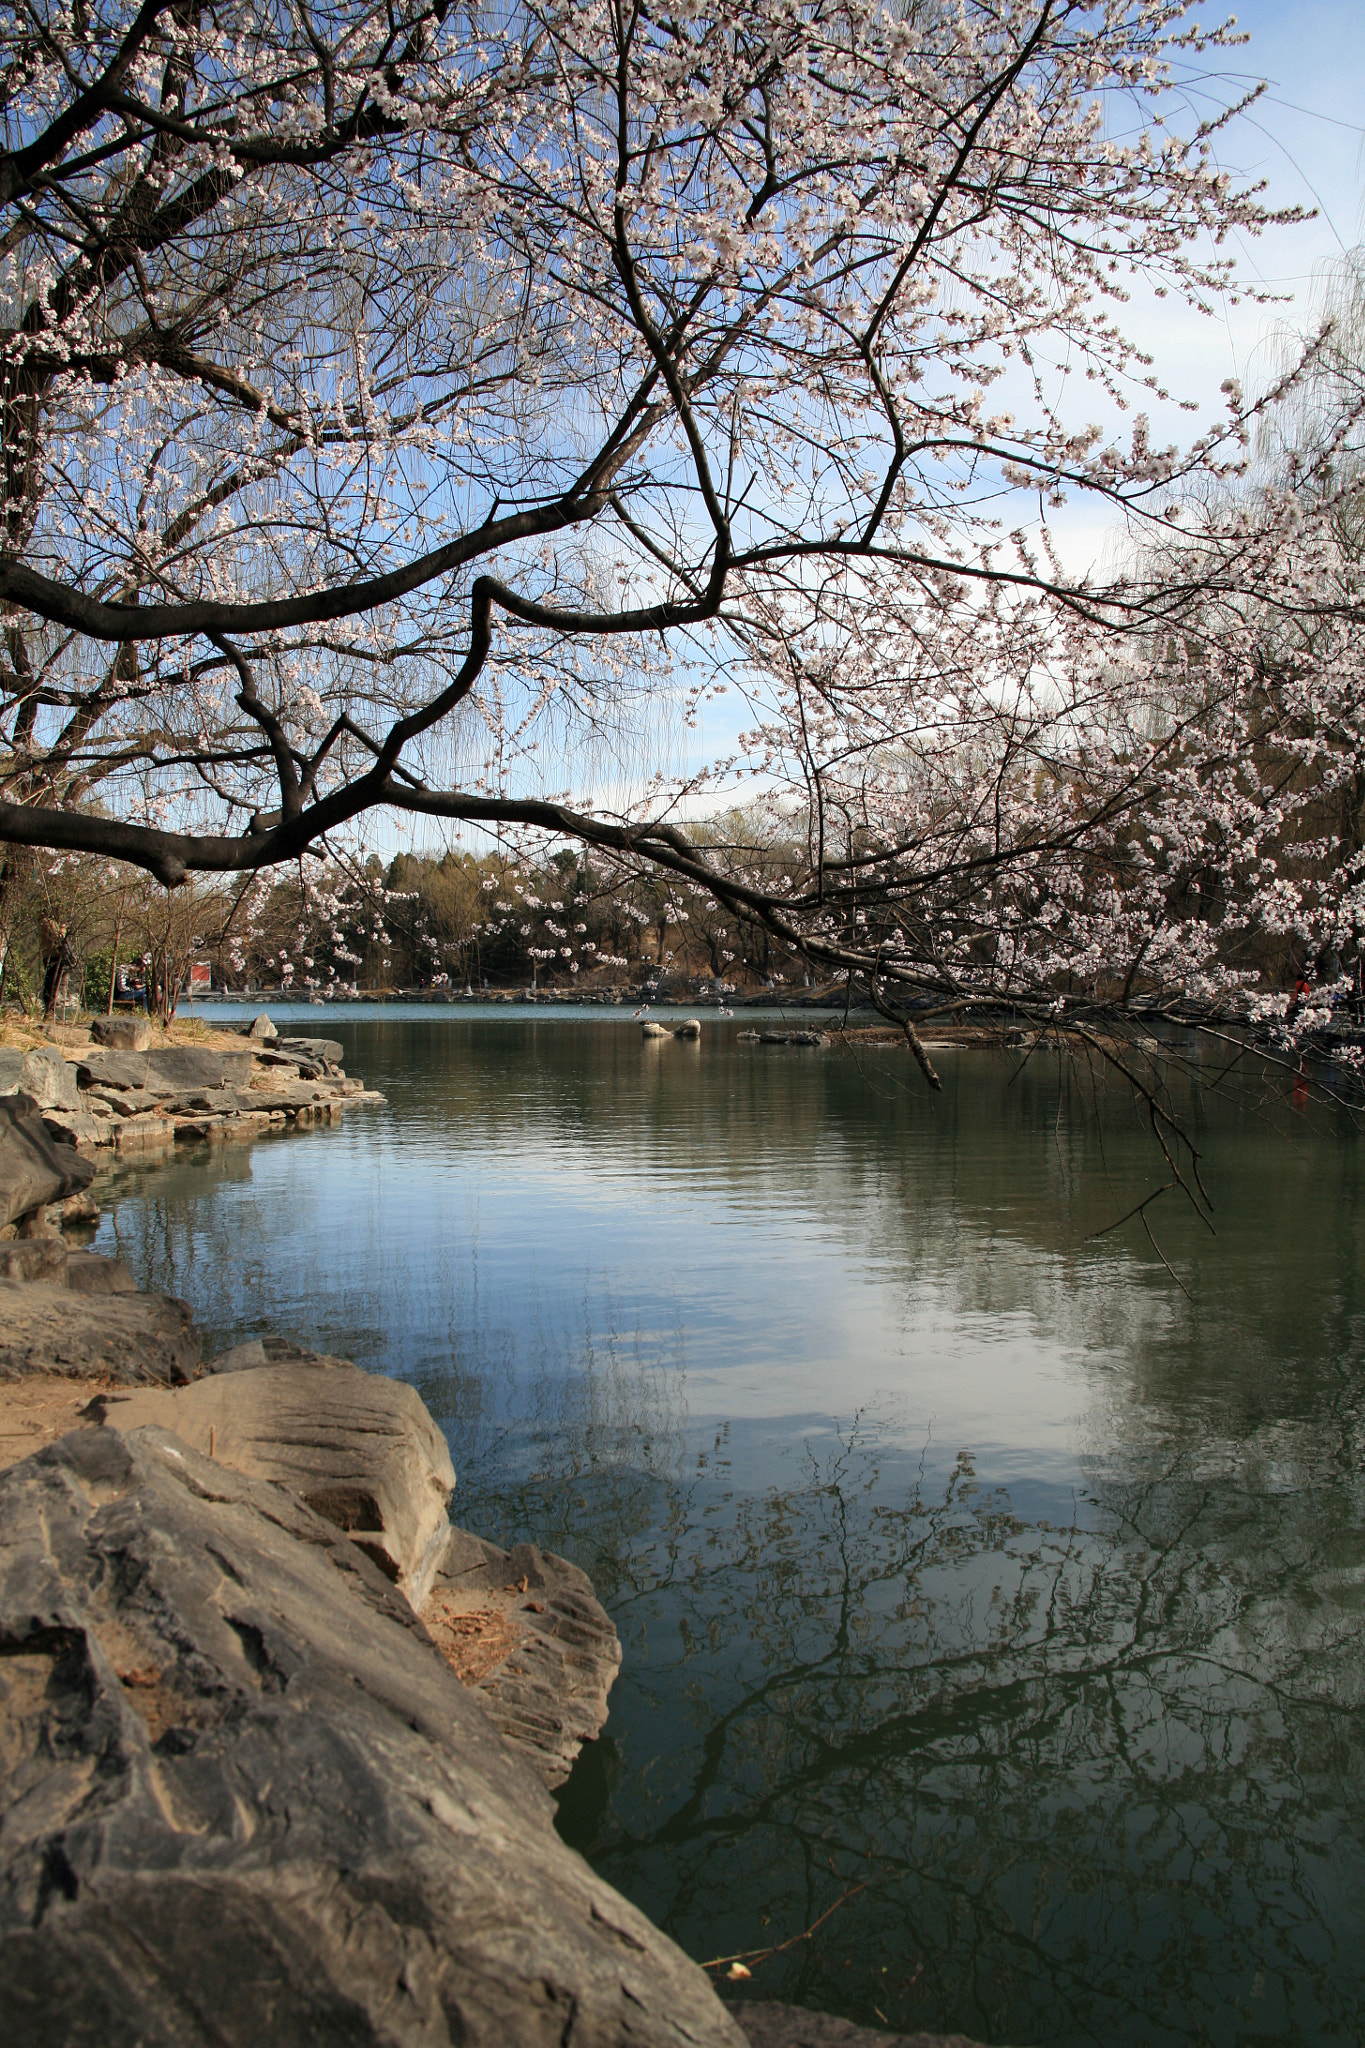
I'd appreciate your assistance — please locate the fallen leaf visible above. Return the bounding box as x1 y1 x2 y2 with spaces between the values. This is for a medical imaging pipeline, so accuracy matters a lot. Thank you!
726 1963 752 1981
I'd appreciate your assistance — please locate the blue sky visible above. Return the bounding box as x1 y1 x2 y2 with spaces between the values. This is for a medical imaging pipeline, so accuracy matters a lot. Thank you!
1042 0 1365 574
401 4 1365 858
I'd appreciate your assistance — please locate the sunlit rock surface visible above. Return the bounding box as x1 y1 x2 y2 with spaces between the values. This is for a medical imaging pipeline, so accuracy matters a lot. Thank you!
0 1426 748 2048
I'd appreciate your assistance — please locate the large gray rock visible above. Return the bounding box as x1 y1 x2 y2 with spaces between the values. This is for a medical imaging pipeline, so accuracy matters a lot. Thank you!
103 1359 456 1606
0 1427 747 2048
0 1094 95 1226
0 1046 80 1111
77 1045 253 1092
0 1280 198 1383
425 1528 623 1789
90 1016 152 1051
275 1035 345 1064
245 1011 278 1040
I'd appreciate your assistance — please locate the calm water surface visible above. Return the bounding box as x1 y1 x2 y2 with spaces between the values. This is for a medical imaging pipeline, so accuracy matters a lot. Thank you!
97 1009 1365 2047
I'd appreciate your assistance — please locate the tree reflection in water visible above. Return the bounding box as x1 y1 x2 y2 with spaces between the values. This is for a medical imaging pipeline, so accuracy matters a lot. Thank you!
97 1024 1365 2047
440 1389 1365 2048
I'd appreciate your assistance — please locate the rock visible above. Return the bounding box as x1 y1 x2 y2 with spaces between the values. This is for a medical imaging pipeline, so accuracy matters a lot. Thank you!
12 1210 59 1243
641 1020 669 1038
104 1359 456 1607
0 1426 745 2048
237 1078 343 1112
40 1108 110 1152
163 1087 241 1116
275 1035 344 1063
0 1239 68 1285
204 1337 273 1373
63 1251 139 1297
203 1336 356 1376
291 1100 343 1127
113 1113 176 1152
737 1029 760 1041
0 1280 198 1383
57 1189 100 1226
0 1094 95 1226
90 1015 153 1051
757 1030 828 1047
425 1527 623 1789
84 1084 169 1115
674 1018 702 1039
0 1046 80 1112
78 1046 253 1092
731 2007 995 2048
245 1010 278 1040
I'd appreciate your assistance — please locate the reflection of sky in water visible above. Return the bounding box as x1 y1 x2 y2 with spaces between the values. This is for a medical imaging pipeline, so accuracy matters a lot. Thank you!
99 1018 1365 2045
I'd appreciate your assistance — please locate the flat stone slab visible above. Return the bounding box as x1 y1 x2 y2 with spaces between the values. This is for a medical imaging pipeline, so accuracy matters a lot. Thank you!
236 1079 344 1111
275 1035 345 1063
77 1045 253 1092
425 1527 623 1789
105 1358 456 1607
0 1426 745 2048
0 1095 95 1225
0 1279 198 1383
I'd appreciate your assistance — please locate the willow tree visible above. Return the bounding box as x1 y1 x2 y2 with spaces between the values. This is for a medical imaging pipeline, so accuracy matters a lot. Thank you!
4 0 1350 1050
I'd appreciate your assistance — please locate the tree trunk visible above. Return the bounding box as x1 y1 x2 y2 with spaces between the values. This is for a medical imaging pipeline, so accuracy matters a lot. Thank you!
107 893 127 1014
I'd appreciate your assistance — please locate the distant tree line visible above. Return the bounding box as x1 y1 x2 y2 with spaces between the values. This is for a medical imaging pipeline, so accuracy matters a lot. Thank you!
0 803 824 1016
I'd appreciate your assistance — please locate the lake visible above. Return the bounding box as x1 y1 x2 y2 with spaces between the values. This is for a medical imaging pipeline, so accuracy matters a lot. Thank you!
94 1008 1365 2047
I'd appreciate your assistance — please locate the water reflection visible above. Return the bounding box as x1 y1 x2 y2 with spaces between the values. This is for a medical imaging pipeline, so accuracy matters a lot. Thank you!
97 1020 1365 2046
459 1409 1365 2047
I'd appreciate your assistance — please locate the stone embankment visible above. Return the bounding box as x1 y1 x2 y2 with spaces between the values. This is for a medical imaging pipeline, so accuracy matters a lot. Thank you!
0 1083 992 2048
2 1009 385 1158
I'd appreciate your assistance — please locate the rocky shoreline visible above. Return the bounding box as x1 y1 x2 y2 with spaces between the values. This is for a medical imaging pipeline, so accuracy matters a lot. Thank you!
0 1079 995 2048
1 1009 384 1160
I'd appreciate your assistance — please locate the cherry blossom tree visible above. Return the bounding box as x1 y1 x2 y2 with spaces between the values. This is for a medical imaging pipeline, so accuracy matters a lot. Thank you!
4 0 1358 1059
